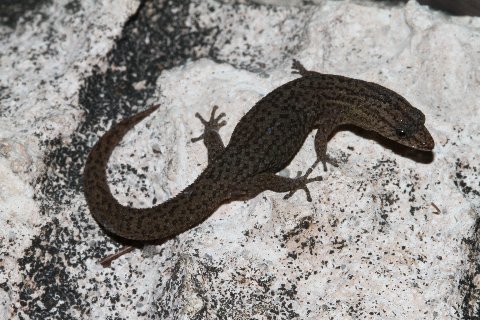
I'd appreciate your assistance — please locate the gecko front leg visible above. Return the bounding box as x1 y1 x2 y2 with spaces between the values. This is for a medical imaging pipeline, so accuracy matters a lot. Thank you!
291 59 338 171
312 129 339 172
191 105 227 163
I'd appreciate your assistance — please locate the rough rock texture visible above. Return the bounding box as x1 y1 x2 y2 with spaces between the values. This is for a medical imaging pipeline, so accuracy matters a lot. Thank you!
1 0 479 319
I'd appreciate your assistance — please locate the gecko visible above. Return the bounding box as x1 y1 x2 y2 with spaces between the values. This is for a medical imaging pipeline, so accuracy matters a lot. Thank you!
83 60 434 241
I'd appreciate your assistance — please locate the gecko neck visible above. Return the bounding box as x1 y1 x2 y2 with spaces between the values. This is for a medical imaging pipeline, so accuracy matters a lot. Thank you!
297 74 402 130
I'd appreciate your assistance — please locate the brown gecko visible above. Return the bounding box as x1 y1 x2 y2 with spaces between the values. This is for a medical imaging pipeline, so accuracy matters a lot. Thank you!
83 60 434 241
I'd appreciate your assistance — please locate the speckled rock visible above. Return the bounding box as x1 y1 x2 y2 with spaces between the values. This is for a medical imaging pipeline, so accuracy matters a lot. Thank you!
1 0 479 319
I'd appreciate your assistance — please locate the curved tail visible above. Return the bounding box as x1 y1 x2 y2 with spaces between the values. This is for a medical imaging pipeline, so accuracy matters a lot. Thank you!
83 106 224 241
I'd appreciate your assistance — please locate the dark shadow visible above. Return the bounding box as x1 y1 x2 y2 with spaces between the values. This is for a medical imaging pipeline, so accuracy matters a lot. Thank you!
417 0 480 17
333 125 435 164
376 0 480 17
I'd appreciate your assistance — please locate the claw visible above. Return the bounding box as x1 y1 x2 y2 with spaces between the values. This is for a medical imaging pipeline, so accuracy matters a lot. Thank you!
191 133 204 143
194 112 208 125
215 112 226 123
211 105 219 115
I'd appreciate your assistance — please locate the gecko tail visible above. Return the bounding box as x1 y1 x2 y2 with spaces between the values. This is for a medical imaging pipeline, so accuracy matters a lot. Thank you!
83 105 162 240
83 105 224 241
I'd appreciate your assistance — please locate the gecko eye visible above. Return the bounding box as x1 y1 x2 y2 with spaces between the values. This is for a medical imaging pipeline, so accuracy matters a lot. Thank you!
395 128 409 139
395 122 415 139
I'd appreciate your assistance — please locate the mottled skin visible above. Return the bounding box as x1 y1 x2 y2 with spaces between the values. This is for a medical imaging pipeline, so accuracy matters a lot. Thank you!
83 60 434 241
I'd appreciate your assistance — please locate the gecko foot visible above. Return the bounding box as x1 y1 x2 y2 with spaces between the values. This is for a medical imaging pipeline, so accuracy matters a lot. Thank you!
291 59 310 77
191 105 227 143
283 168 323 202
313 154 339 172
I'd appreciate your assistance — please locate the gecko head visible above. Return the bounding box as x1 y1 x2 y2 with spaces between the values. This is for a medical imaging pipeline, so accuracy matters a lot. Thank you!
390 114 435 151
377 94 435 151
356 82 435 152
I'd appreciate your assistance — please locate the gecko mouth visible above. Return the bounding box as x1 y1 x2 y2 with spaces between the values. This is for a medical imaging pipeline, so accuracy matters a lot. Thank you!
401 125 435 151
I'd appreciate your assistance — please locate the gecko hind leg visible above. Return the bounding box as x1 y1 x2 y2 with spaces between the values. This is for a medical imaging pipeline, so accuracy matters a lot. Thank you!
191 105 227 163
245 169 323 202
291 59 319 77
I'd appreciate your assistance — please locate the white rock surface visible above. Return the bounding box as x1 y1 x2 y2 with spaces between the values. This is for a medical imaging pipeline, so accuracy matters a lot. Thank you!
1 0 479 319
0 0 141 318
